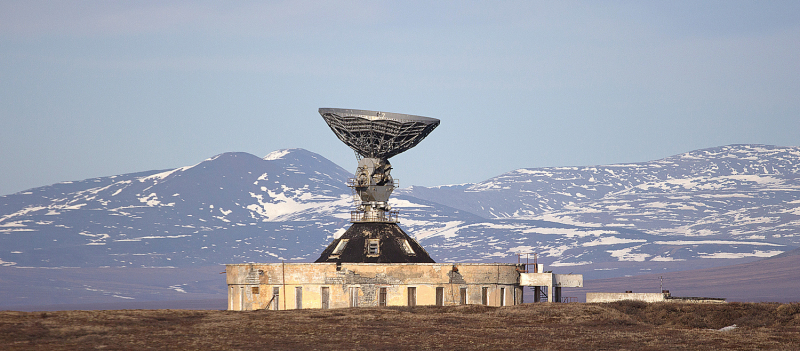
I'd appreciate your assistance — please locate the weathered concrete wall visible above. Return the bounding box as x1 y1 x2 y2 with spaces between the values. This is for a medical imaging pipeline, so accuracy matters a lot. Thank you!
519 273 552 287
226 263 523 310
586 292 666 303
518 273 584 288
554 274 583 288
666 297 727 304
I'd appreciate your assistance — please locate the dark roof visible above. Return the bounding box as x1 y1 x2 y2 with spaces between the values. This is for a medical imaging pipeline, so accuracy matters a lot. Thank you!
315 222 435 263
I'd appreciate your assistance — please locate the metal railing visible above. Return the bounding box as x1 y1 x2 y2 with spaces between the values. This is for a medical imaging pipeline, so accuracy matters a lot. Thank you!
350 210 399 223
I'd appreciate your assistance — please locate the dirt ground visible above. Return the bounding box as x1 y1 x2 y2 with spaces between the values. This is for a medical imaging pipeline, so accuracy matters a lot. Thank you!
2 302 799 350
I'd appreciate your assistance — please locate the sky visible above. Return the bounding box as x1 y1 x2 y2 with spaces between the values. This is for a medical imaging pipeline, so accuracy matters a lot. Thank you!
1 1 799 196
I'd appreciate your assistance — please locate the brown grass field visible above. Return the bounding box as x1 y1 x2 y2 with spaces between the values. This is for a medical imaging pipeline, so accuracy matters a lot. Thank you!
2 302 799 350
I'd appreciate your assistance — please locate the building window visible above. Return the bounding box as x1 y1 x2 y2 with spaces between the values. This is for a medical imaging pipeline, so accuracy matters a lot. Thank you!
272 287 280 311
401 240 416 255
367 239 380 256
296 286 303 309
500 287 505 307
408 287 416 307
350 287 359 307
252 286 259 295
481 287 488 306
332 239 348 255
321 287 330 309
379 287 387 307
436 287 444 306
460 287 467 305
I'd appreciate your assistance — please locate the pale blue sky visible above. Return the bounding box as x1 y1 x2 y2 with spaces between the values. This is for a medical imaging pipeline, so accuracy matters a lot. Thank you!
2 1 799 196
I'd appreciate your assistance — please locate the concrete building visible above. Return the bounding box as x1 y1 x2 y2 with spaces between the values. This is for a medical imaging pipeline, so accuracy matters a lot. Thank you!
227 263 520 311
225 262 584 311
225 109 584 310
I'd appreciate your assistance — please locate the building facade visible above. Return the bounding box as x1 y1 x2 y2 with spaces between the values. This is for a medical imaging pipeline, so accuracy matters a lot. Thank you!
226 262 527 311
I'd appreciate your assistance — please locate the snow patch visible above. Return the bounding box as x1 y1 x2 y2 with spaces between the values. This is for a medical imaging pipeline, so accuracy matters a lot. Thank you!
413 221 464 240
247 191 351 221
264 149 291 160
653 240 783 246
521 227 618 237
607 245 651 262
388 199 430 208
650 256 685 262
137 193 174 207
539 244 573 257
583 237 647 247
169 284 188 293
139 166 191 182
699 250 783 259
114 235 192 242
139 193 161 206
514 169 554 177
507 245 538 254
0 206 47 223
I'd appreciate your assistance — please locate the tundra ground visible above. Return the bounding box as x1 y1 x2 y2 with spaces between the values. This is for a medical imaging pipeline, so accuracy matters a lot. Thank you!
2 302 799 350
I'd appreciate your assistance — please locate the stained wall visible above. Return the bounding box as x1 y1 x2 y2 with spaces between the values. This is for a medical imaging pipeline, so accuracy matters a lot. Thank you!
226 263 524 310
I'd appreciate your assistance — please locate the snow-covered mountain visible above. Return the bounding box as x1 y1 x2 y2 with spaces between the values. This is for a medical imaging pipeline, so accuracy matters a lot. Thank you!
0 149 354 267
1 145 797 280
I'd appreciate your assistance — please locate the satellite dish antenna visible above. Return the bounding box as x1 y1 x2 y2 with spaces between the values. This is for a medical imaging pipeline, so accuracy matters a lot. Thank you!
319 108 440 160
319 108 440 222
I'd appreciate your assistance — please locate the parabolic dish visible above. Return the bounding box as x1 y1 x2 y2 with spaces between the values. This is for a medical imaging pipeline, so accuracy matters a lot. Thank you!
319 108 440 160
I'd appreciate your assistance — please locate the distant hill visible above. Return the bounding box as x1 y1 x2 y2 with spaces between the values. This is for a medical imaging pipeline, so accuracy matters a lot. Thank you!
402 144 800 241
1 144 799 308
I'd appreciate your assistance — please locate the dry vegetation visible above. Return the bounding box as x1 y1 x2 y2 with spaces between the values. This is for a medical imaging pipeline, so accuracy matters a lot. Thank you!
2 302 799 350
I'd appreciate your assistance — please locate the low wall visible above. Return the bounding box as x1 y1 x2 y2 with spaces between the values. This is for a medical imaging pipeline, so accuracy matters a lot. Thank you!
554 274 583 288
666 297 727 304
519 273 551 286
586 292 666 303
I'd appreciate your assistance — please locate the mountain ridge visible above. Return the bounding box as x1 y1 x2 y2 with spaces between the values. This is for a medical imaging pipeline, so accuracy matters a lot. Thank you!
1 144 797 272
2 144 799 307
400 144 800 244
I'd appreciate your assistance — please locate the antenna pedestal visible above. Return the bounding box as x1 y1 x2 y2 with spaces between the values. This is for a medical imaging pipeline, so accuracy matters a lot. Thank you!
349 157 397 222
